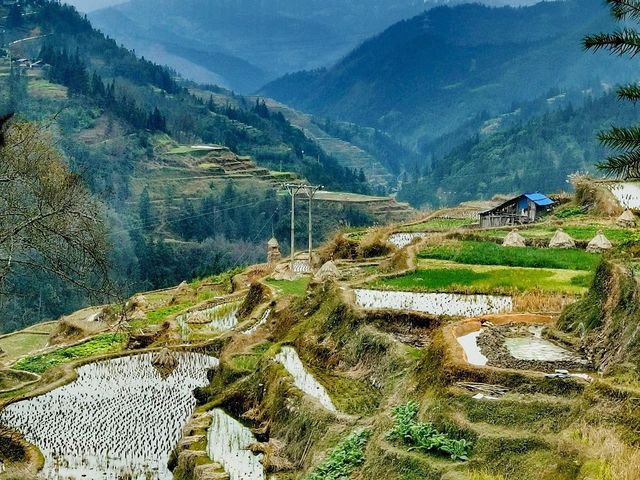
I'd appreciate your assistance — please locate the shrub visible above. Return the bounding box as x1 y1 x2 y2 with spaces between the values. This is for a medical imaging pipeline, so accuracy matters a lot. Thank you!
387 402 471 461
306 430 372 480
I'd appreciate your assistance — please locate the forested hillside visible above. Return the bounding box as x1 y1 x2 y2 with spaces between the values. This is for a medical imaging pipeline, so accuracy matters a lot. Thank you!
0 0 389 332
260 0 635 148
398 92 636 208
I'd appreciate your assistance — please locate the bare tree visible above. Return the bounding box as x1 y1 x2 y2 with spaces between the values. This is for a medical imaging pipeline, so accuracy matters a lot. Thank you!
0 118 109 297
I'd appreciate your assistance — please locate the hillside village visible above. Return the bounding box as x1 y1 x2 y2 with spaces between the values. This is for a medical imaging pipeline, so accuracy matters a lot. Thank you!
2 178 640 480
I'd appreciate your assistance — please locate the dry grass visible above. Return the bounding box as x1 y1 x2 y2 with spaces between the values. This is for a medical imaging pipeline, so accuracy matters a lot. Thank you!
567 423 640 480
513 291 577 314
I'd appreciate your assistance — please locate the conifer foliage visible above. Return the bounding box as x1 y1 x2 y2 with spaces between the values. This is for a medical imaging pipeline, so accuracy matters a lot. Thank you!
585 0 640 177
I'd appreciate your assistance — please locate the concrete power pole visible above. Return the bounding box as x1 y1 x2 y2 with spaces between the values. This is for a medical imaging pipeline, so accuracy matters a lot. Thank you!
284 183 305 270
302 184 323 267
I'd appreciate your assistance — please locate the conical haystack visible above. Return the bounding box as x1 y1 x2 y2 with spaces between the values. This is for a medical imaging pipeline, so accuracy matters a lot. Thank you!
502 229 526 247
152 347 179 379
587 231 613 253
617 209 636 228
271 263 299 281
549 229 575 249
313 261 340 282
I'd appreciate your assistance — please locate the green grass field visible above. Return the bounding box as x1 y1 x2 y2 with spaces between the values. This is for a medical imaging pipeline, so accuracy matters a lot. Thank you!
399 218 475 233
0 333 51 363
265 277 310 296
475 225 633 243
12 333 127 374
418 241 600 271
370 262 591 295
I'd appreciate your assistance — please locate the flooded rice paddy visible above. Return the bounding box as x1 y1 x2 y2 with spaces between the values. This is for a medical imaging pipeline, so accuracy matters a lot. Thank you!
207 409 264 480
0 352 218 479
456 330 488 366
388 232 426 249
244 308 271 335
354 289 513 317
177 302 241 339
275 346 337 412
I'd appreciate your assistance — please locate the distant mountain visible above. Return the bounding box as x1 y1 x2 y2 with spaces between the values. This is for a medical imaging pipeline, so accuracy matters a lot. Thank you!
259 0 637 147
88 0 541 93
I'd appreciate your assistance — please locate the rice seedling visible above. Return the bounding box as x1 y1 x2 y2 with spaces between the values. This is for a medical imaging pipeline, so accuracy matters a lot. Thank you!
275 346 337 413
354 289 512 317
207 409 264 480
1 352 218 479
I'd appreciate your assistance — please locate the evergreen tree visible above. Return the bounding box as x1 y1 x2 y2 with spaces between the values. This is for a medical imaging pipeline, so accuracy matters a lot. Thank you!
585 0 640 177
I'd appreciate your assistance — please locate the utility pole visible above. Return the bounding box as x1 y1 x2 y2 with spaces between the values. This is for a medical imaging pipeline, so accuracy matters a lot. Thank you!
284 183 305 270
302 184 323 267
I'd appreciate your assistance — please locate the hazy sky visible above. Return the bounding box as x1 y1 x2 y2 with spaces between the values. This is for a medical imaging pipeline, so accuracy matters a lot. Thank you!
65 0 126 13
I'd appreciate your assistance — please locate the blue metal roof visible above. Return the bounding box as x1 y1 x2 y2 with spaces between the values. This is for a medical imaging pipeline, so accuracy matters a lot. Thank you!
524 192 555 207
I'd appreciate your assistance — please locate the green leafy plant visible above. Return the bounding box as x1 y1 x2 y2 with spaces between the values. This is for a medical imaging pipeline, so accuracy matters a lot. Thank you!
306 430 372 480
12 333 127 374
387 402 471 461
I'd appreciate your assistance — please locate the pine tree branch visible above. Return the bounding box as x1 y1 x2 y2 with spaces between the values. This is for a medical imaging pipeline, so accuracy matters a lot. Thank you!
598 126 640 150
606 0 640 21
597 150 640 178
617 83 640 102
584 29 640 57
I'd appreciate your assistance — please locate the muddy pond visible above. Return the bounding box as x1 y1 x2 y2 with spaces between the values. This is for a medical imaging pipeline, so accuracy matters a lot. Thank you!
457 324 588 371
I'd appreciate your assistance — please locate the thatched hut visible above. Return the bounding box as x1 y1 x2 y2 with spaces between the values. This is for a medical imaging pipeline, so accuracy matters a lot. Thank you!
502 229 526 247
616 209 636 228
587 231 613 253
549 229 575 249
152 348 178 379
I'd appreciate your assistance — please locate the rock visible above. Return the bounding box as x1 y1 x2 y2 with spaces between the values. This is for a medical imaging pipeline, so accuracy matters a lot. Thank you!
548 229 576 249
616 209 636 228
586 231 613 253
502 229 526 247
313 261 340 282
193 463 229 480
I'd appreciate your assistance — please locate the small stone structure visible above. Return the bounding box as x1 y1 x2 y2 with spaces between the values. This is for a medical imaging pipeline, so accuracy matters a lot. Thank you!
549 229 575 249
587 231 613 253
502 229 526 247
616 209 636 228
267 237 281 264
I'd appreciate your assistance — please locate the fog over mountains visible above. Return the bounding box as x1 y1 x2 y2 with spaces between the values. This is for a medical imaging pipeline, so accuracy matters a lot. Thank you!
86 0 543 92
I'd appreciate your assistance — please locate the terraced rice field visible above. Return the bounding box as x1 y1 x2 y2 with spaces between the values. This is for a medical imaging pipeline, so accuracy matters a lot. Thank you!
371 260 591 295
275 346 337 412
419 241 600 271
354 289 513 317
207 409 264 480
0 352 218 480
0 333 50 363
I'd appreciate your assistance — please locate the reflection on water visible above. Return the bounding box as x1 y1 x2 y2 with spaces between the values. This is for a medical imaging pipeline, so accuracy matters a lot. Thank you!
275 346 336 412
207 409 264 480
0 353 218 479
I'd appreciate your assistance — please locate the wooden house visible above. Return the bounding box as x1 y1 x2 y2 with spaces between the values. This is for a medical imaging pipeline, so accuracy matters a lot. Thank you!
479 192 554 228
